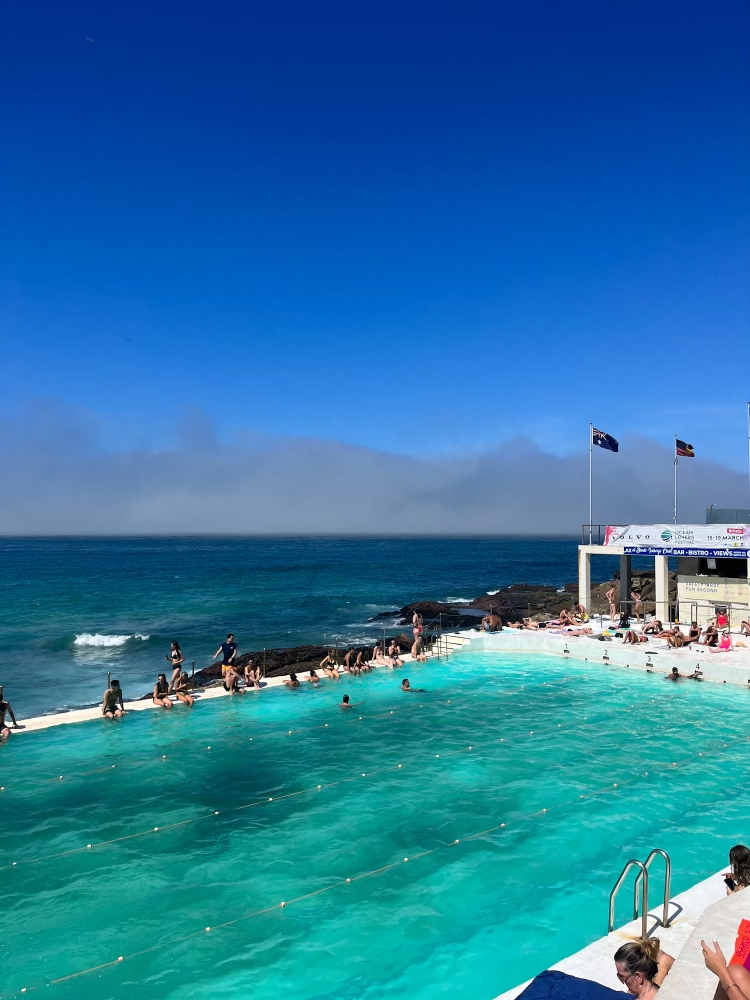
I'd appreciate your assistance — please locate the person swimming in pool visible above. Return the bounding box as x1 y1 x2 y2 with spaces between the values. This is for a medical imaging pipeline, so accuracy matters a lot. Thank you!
0 686 20 741
341 694 351 708
102 679 125 718
307 669 320 683
665 667 687 682
284 672 300 688
173 671 194 706
401 679 426 692
165 641 185 692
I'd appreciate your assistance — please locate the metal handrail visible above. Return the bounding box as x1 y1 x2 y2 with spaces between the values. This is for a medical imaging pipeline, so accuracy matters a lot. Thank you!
608 860 648 937
634 849 672 929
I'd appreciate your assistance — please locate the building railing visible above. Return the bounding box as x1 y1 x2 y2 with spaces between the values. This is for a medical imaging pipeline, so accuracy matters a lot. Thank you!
581 525 612 545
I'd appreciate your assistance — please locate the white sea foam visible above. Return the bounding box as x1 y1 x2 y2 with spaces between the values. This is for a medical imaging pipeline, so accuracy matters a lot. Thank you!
486 589 500 596
73 633 150 648
444 597 473 605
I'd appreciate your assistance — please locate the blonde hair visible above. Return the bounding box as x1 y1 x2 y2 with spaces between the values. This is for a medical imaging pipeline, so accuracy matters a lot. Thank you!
614 937 660 981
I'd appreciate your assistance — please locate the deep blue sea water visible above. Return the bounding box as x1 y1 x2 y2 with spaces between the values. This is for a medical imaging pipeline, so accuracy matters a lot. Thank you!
0 536 628 717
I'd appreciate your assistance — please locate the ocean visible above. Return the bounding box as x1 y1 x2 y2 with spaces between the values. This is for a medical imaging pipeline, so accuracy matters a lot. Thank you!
0 536 624 717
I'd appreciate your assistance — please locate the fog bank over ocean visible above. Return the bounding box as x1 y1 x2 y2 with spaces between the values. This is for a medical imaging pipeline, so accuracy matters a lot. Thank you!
0 404 745 534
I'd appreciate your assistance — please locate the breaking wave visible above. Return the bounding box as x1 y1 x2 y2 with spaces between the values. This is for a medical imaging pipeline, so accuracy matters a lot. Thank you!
73 633 150 648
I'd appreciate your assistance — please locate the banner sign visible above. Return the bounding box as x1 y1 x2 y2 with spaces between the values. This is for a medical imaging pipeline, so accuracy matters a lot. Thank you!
624 546 748 558
605 524 750 552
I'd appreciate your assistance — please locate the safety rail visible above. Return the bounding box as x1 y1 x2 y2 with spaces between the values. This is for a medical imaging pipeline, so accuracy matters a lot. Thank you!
634 849 672 930
608 849 672 936
609 859 649 937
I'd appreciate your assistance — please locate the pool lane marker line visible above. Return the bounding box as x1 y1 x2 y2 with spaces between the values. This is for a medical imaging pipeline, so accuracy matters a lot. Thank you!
0 699 664 873
8 675 587 790
1 731 745 1000
2 673 658 797
0 695 709 874
0 704 737 875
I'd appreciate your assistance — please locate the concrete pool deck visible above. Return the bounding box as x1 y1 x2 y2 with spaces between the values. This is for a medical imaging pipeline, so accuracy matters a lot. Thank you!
494 867 730 999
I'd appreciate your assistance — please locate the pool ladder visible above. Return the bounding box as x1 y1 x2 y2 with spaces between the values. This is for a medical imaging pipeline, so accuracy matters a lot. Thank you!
608 849 672 937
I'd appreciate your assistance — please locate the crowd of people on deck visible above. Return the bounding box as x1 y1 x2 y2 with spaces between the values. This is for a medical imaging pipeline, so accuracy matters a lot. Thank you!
0 626 435 736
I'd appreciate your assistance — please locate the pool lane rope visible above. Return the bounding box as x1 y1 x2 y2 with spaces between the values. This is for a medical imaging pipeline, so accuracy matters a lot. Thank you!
6 675 587 791
0 694 688 873
1 726 747 1000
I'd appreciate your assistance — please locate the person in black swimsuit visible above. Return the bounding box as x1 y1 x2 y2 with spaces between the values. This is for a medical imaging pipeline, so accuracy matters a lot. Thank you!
153 673 173 709
166 641 185 693
0 686 20 741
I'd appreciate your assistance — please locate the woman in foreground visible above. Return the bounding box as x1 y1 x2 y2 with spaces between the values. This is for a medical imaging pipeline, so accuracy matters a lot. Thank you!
613 938 673 997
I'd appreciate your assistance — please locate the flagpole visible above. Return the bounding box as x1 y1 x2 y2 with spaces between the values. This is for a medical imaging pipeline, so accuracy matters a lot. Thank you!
673 435 678 524
589 424 596 545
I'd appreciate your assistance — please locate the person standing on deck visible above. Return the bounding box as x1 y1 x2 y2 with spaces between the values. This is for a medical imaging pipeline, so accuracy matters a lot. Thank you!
166 641 185 692
606 585 617 621
0 686 20 740
213 634 238 674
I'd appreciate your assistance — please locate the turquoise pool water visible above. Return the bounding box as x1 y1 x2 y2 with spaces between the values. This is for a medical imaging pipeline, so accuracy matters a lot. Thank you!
1 651 749 1000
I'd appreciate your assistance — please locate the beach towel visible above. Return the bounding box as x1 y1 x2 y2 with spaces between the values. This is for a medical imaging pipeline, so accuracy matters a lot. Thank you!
517 970 631 999
729 918 750 970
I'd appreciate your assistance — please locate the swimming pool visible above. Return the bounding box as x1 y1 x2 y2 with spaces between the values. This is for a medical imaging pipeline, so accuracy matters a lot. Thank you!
2 651 749 1000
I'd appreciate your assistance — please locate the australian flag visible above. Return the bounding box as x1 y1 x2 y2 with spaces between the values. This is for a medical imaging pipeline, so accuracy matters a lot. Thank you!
592 428 619 452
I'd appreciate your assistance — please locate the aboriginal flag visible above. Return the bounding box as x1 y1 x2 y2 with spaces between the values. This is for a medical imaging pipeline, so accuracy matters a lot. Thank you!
592 428 619 452
676 439 695 458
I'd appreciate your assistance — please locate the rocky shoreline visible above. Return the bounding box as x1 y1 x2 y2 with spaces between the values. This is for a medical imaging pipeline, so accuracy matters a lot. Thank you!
186 570 677 693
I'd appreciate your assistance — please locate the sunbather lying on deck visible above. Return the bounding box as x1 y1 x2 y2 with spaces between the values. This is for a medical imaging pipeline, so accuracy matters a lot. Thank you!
622 630 648 644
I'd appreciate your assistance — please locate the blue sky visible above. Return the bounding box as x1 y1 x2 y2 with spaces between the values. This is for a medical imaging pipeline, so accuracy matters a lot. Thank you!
2 0 749 468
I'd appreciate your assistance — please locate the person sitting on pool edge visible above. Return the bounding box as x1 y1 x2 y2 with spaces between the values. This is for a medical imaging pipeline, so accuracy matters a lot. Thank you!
173 671 194 707
0 686 20 741
388 640 403 667
614 936 674 997
153 673 173 709
102 679 125 718
223 663 243 694
320 651 340 679
481 611 502 632
244 658 262 690
411 637 428 662
356 650 371 672
722 844 750 894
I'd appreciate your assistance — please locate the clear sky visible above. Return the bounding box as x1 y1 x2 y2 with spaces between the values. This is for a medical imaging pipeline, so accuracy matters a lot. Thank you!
2 0 749 470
